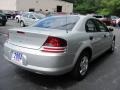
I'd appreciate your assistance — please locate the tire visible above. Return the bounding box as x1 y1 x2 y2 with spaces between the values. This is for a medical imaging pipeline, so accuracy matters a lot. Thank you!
16 18 19 23
72 51 89 81
20 21 25 27
109 39 115 53
2 22 6 26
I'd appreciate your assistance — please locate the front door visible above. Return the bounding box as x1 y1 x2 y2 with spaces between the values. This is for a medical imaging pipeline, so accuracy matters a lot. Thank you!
93 19 112 50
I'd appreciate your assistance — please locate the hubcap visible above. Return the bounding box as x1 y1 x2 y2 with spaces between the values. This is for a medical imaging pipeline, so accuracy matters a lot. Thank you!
21 22 24 27
79 56 88 76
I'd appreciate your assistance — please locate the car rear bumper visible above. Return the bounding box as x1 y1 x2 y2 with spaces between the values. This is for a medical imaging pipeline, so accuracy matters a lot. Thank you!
4 42 74 75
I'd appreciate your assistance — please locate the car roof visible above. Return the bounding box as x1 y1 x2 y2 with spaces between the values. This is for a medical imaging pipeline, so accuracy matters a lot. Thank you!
45 14 94 19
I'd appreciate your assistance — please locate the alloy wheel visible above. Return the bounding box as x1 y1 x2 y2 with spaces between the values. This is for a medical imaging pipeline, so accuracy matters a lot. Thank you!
79 56 89 76
111 40 115 51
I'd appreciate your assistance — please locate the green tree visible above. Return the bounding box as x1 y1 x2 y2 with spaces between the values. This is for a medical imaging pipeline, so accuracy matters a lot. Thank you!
99 0 120 16
63 0 120 16
73 0 99 14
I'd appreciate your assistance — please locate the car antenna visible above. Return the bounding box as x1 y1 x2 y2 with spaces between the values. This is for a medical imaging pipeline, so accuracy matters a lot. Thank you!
65 0 68 33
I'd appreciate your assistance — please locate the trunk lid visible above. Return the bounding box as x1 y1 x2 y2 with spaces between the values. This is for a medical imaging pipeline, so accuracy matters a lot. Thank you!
8 27 67 49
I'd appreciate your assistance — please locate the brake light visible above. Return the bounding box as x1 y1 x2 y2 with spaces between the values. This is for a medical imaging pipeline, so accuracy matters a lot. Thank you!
41 36 67 53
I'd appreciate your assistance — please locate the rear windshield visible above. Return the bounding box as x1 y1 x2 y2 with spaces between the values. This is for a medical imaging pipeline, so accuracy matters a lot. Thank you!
34 16 80 30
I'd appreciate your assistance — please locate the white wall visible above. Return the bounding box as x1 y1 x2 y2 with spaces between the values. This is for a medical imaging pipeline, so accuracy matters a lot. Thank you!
16 0 73 13
0 0 73 13
0 0 17 10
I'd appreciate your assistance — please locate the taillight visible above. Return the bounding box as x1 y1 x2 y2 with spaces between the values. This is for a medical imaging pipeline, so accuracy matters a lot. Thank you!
41 36 67 53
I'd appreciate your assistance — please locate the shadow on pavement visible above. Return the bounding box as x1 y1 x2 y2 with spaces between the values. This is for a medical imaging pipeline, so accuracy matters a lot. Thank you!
15 67 77 89
88 51 116 74
14 50 116 89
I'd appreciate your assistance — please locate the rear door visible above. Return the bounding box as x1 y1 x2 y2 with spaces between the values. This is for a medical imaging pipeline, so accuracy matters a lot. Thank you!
28 14 36 26
85 19 106 57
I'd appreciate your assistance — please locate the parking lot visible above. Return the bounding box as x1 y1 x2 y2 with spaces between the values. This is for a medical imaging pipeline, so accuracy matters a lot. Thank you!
1 20 120 90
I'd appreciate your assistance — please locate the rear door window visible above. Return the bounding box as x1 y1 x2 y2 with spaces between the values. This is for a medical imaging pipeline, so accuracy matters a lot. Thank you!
23 13 29 18
85 19 97 32
29 14 35 19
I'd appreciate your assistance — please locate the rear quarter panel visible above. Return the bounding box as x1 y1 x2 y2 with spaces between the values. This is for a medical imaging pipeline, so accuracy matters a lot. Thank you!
62 31 92 66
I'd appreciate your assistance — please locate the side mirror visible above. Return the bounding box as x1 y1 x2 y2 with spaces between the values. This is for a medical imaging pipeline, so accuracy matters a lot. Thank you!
109 28 114 32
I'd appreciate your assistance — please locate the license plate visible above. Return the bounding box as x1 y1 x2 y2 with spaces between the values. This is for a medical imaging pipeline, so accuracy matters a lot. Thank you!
11 52 23 64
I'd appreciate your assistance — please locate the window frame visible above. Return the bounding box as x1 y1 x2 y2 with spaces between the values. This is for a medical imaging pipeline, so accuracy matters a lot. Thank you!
93 19 109 32
29 14 36 19
22 13 29 18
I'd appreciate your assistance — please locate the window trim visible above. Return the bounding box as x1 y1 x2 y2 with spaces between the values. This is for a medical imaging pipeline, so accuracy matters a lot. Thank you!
28 14 35 19
85 19 98 33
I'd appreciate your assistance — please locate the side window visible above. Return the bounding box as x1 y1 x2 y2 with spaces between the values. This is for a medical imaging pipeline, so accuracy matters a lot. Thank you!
94 20 108 32
23 13 29 18
85 20 96 32
29 14 35 19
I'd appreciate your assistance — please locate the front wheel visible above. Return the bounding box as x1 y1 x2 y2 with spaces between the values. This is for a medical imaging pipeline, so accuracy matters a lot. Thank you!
16 18 19 23
20 21 25 27
109 39 115 52
72 51 89 81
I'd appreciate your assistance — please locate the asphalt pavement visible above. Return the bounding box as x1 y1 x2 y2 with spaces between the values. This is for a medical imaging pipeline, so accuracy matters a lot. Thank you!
0 20 120 90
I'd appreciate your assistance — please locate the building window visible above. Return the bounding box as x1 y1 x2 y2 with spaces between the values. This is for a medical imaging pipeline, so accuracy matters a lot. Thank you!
57 6 62 12
29 8 35 12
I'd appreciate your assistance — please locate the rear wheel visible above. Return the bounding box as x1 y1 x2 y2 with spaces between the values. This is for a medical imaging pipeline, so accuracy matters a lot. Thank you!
72 51 89 81
109 39 115 52
2 22 6 26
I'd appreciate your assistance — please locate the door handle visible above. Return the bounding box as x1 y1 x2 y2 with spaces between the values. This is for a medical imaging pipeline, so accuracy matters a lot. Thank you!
89 36 93 40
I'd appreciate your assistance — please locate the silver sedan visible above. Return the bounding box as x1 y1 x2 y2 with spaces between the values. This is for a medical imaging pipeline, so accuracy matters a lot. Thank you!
4 15 115 80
